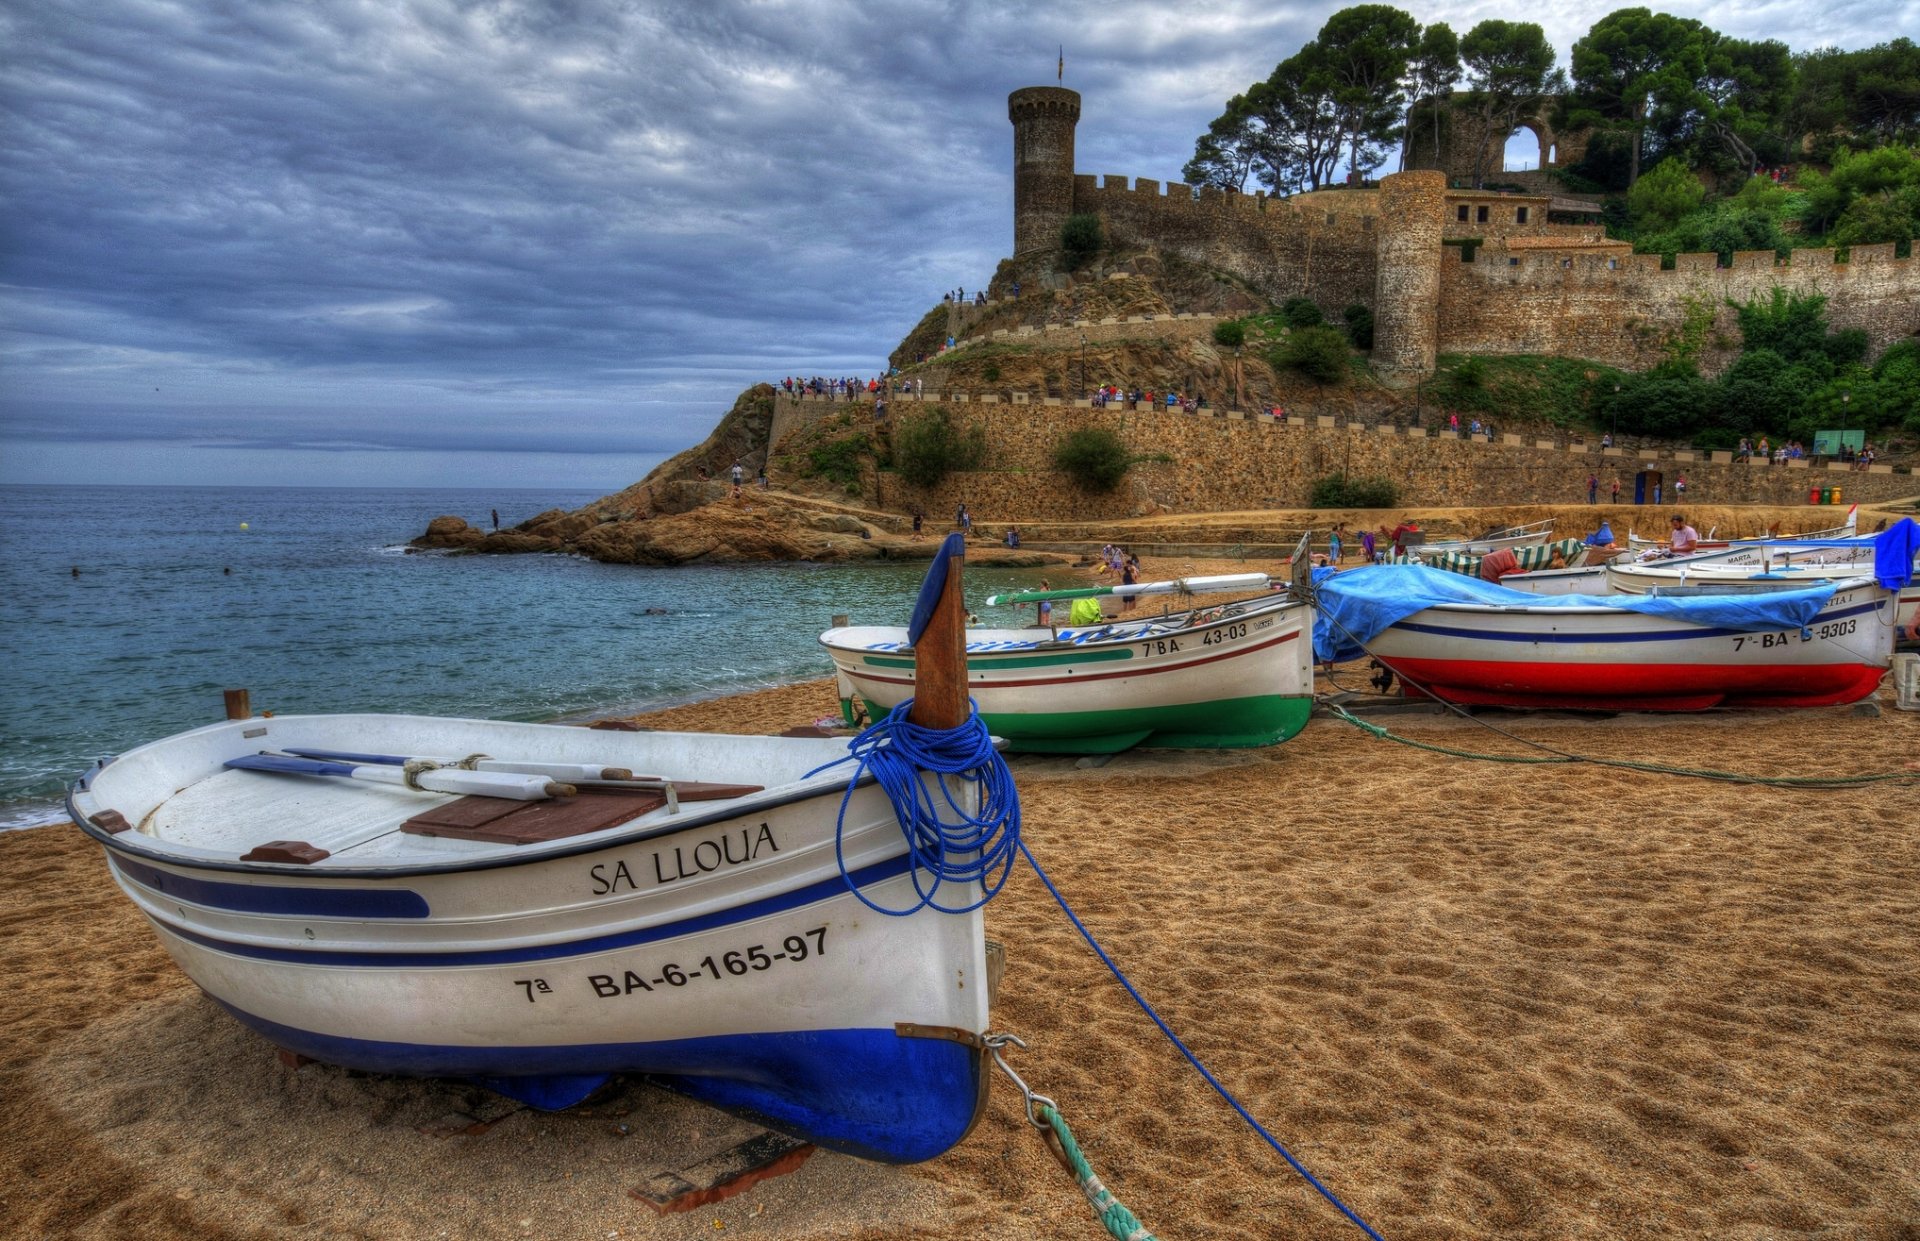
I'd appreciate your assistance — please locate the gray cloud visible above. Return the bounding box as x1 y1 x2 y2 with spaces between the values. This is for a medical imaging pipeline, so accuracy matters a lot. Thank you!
0 0 1898 480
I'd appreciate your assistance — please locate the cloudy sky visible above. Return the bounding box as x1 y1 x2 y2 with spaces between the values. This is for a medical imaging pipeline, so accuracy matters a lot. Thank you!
2 0 1903 490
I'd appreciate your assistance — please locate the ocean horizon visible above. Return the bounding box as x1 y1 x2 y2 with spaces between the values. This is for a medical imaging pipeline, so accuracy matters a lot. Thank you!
0 483 1051 831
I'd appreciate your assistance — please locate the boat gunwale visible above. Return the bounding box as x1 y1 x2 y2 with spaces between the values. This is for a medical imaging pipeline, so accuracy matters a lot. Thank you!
68 760 881 881
820 593 1304 658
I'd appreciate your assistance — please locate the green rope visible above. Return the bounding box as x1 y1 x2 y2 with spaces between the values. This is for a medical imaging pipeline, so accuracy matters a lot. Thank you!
1322 700 1920 789
1037 1104 1158 1241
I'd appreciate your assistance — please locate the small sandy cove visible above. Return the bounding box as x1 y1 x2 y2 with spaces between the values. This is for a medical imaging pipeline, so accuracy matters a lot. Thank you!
6 557 1918 1240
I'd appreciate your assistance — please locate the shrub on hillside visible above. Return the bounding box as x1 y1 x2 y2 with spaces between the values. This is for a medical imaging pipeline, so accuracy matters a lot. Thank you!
1051 427 1134 492
1310 473 1399 508
805 433 871 489
1272 325 1350 384
1342 303 1374 350
1628 158 1706 235
1280 297 1324 328
894 408 988 489
1212 319 1247 348
1061 214 1104 269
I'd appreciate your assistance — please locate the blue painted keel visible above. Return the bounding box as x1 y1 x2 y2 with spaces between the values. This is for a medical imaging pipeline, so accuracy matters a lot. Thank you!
221 1001 986 1164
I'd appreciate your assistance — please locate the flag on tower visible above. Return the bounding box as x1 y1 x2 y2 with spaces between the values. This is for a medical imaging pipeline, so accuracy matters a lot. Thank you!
1057 45 1063 82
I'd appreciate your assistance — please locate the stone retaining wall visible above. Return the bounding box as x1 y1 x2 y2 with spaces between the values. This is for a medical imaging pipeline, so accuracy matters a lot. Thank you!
767 397 1916 521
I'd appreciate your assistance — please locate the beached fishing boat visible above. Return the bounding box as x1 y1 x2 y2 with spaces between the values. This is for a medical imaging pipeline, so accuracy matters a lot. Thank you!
1401 537 1591 578
1625 504 1856 554
820 571 1315 753
1411 517 1555 557
1604 547 1920 639
1312 560 1904 710
67 538 1003 1164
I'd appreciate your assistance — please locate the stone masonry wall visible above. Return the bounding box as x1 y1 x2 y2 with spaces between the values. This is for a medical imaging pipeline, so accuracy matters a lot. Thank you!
1073 177 1380 316
769 397 1916 523
1438 243 1920 372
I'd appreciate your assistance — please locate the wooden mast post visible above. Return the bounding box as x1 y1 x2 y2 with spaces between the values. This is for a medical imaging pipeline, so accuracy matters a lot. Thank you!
908 539 969 731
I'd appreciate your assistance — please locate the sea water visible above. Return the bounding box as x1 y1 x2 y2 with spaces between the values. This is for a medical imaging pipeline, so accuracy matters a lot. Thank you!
0 485 1053 830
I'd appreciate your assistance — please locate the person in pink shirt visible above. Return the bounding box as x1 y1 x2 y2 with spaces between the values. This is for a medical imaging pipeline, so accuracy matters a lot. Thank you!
1668 514 1700 555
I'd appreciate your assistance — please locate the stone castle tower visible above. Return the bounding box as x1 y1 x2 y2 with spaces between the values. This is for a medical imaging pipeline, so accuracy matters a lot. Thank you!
1008 87 1080 256
1006 84 1442 377
1371 171 1445 376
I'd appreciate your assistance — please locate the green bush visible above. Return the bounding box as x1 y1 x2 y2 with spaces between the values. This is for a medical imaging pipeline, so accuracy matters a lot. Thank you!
1342 303 1374 350
1280 297 1324 328
1212 319 1247 348
1272 325 1350 384
894 408 988 489
1061 214 1104 269
1628 157 1706 234
1310 473 1399 508
805 432 871 489
1051 426 1134 492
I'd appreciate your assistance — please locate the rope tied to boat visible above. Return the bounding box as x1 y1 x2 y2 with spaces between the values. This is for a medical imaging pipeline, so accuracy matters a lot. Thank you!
809 697 1020 916
985 1033 1158 1241
400 758 440 789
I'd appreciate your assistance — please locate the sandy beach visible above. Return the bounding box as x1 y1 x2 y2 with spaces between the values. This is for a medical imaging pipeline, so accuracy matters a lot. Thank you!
6 565 1919 1239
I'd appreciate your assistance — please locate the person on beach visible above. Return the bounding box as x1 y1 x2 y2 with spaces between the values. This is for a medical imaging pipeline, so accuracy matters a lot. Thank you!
912 511 923 537
1328 525 1343 564
1587 474 1597 504
1120 555 1139 611
1669 514 1700 556
491 509 499 530
1611 478 1621 504
1360 528 1377 562
1035 579 1053 628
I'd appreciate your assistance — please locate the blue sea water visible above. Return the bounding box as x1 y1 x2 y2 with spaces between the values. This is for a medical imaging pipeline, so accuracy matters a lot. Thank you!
0 485 1050 830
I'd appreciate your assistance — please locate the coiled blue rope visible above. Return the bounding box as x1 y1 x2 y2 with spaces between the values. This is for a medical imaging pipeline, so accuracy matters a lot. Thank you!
808 698 1020 916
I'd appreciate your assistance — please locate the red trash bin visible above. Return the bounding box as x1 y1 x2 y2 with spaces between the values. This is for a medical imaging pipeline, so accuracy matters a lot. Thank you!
1810 487 1821 504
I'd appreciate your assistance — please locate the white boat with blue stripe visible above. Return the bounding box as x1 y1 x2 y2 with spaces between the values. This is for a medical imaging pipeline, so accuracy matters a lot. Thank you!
67 537 1010 1165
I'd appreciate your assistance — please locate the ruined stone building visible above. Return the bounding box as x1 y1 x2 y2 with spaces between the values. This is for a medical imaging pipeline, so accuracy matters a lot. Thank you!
1008 86 1919 382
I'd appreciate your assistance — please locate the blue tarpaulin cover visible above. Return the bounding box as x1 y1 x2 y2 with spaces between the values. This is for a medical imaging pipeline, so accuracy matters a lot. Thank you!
1310 564 1841 664
1872 518 1919 590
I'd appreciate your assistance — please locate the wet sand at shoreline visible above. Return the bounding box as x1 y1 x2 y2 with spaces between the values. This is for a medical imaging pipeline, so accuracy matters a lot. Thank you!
6 575 1919 1238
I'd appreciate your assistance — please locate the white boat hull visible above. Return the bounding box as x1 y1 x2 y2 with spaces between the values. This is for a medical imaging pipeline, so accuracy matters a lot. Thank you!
69 714 992 1162
1367 580 1897 710
822 595 1314 753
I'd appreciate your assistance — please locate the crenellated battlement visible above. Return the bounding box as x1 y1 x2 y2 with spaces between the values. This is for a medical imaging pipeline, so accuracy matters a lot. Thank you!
1010 84 1918 380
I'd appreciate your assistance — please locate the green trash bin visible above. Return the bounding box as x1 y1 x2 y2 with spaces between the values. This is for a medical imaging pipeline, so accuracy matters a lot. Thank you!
1820 485 1832 504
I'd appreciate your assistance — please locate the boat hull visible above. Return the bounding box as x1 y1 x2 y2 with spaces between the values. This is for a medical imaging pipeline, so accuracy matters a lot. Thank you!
1369 582 1895 710
71 716 992 1163
823 597 1313 752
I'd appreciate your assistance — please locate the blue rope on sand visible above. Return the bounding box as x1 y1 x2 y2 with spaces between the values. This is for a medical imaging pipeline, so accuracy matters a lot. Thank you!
1018 842 1388 1241
810 698 1020 916
810 705 1382 1239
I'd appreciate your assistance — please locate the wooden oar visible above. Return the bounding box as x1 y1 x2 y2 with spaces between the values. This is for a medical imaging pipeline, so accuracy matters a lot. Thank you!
984 572 1272 607
227 753 569 801
283 747 639 783
909 532 969 729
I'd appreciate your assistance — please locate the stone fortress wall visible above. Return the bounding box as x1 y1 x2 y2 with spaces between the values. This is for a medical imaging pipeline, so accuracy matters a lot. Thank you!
1009 87 1920 380
1440 243 1916 375
768 392 1918 523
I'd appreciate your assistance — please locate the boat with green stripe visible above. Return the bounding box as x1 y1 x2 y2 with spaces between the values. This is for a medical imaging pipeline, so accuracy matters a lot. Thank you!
821 585 1314 755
